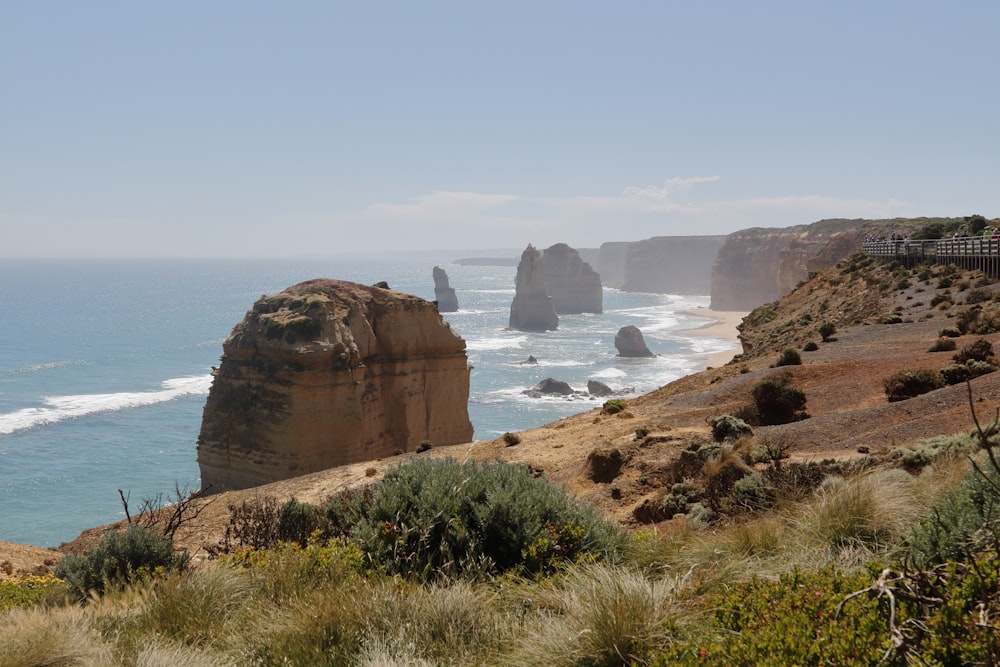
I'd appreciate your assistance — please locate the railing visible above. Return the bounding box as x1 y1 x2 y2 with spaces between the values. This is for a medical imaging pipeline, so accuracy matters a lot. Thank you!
863 235 1000 275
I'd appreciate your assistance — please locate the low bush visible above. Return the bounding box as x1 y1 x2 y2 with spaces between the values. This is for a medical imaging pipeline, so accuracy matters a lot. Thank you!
802 341 819 352
708 415 753 443
953 338 995 364
731 473 774 511
941 360 997 385
0 574 65 613
928 337 957 352
502 432 522 446
772 348 801 367
750 375 808 425
324 458 623 580
939 326 961 338
54 524 188 599
276 499 326 545
818 323 836 342
883 369 945 402
601 399 627 415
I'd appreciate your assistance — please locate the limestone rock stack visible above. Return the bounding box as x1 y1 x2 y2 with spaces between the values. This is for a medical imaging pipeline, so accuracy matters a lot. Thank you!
197 279 473 492
508 244 558 331
432 266 459 312
614 325 655 357
542 243 603 314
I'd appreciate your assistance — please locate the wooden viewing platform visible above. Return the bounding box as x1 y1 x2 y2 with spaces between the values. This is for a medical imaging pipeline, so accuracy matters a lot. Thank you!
864 236 1000 276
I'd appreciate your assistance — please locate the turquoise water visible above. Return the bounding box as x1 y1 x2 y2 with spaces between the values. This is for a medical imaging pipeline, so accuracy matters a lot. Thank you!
0 256 731 547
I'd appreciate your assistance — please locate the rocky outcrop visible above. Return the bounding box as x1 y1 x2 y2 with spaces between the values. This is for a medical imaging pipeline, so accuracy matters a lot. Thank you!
508 244 559 332
621 236 727 294
542 243 603 314
587 380 614 397
615 325 655 357
709 218 948 311
197 279 473 492
432 266 459 312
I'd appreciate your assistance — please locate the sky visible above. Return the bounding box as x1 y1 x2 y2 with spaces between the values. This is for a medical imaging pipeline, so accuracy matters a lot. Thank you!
2 1 998 259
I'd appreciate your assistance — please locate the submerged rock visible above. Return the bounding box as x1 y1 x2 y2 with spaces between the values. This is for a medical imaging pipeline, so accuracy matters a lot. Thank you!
197 279 473 492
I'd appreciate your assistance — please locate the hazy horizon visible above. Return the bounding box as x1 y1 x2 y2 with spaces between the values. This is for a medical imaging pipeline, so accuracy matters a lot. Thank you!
3 2 998 259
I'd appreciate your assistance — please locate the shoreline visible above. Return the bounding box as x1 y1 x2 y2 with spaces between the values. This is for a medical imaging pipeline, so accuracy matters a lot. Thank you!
677 307 747 368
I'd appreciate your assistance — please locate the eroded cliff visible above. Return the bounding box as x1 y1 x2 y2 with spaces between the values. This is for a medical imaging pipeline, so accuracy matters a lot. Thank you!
618 236 727 294
709 218 953 311
197 279 473 492
432 266 459 312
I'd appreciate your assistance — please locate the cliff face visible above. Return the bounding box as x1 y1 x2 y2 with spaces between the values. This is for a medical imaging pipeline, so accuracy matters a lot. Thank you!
508 244 559 331
542 243 603 314
197 279 473 492
432 266 459 312
620 236 727 294
709 219 918 311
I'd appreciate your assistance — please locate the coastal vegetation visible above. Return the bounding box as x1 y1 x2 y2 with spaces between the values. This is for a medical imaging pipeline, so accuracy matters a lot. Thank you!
8 249 1000 663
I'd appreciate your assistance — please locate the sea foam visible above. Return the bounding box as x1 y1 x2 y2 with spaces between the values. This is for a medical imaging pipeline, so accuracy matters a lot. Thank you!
0 375 213 436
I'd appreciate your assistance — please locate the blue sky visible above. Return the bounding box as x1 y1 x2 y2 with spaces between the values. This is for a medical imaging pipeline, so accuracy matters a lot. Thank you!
2 1 998 258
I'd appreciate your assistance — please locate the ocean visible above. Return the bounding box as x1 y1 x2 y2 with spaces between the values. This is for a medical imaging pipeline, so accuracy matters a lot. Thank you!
0 255 733 547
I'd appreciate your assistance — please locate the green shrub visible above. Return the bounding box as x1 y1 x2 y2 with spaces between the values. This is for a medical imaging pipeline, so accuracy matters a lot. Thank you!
939 326 961 338
324 458 623 580
750 375 808 425
0 574 65 613
502 432 522 446
953 338 995 364
634 427 649 441
908 462 1000 566
941 360 997 385
928 337 957 352
708 415 753 443
652 568 890 665
731 473 774 511
601 399 627 415
771 348 801 367
277 499 326 544
802 341 819 352
416 439 433 453
54 524 188 599
818 323 836 341
883 369 945 402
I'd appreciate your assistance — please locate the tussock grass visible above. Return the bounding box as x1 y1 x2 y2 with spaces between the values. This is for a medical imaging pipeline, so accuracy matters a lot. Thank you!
506 563 687 667
0 605 114 666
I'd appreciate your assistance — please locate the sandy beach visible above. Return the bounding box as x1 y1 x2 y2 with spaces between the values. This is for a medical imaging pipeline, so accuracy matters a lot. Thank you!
678 308 747 368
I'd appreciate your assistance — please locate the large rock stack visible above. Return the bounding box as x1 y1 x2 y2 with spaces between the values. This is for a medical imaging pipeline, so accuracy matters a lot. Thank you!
542 243 603 314
432 266 459 312
614 325 655 357
197 279 473 492
508 244 559 331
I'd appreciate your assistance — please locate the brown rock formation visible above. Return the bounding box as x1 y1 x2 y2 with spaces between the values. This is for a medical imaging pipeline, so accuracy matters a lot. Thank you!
508 244 559 331
432 266 459 312
615 325 655 357
197 279 473 492
542 243 603 314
